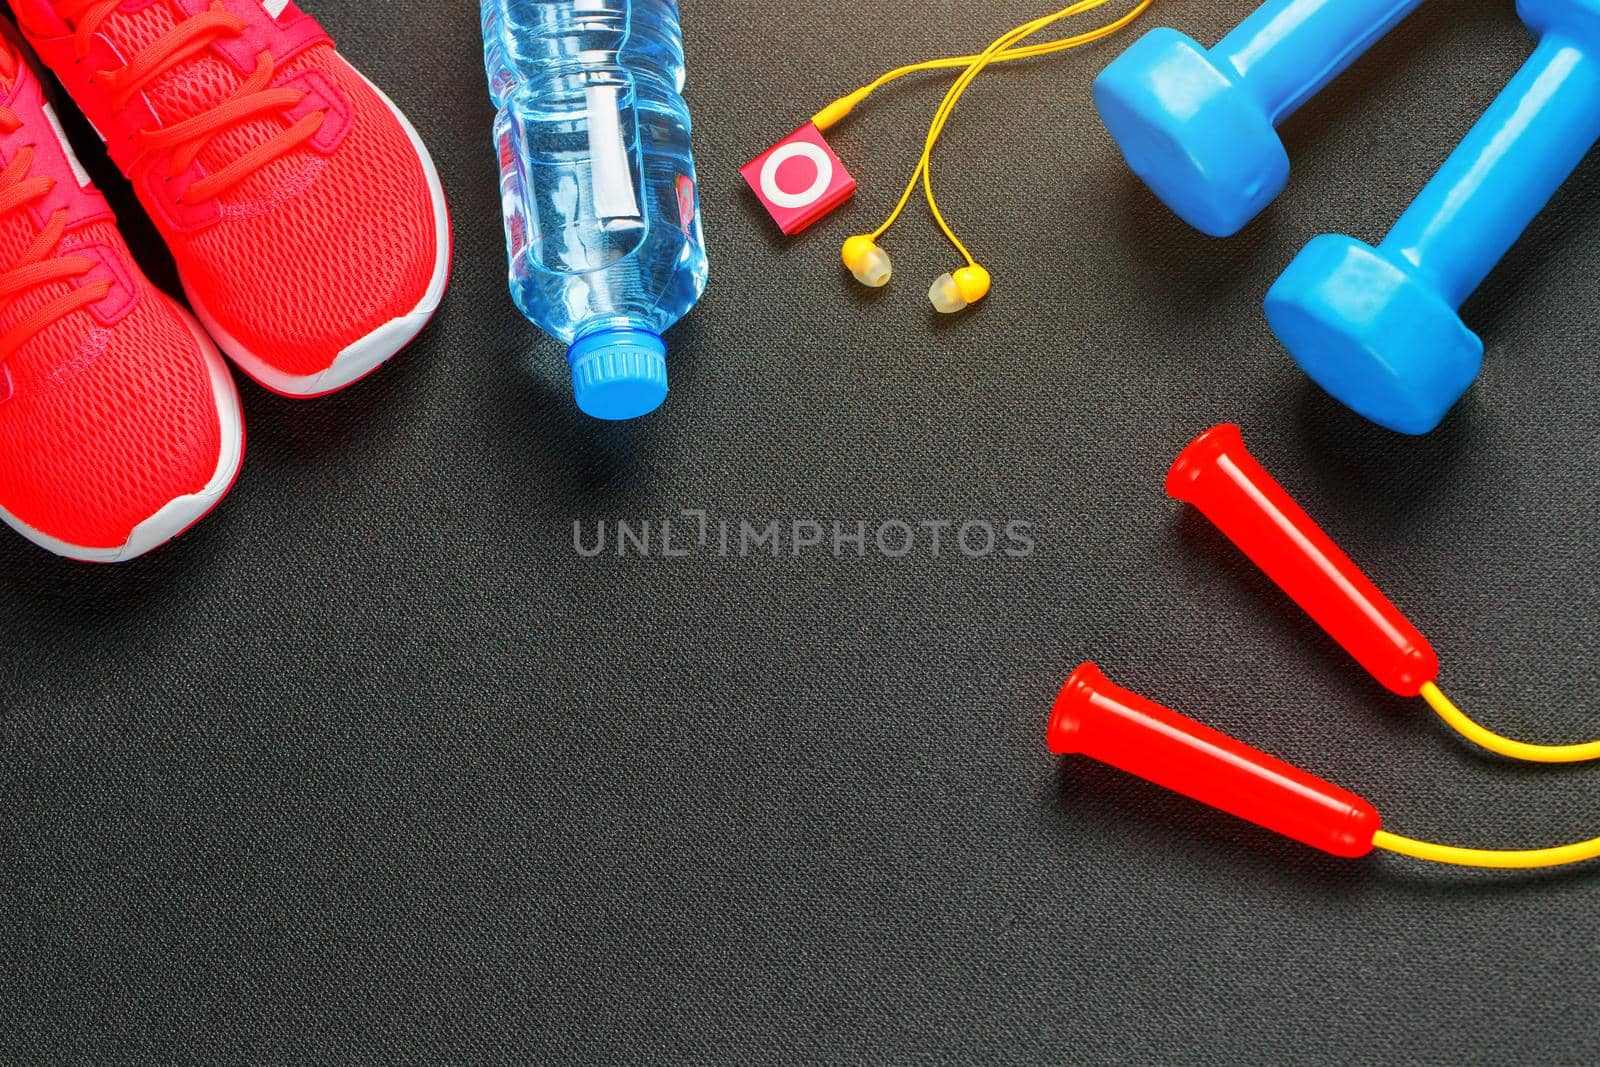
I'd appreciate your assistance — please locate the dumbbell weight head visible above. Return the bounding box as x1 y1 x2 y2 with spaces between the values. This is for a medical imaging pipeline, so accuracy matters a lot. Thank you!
1093 28 1289 238
1265 236 1483 435
1519 0 1600 43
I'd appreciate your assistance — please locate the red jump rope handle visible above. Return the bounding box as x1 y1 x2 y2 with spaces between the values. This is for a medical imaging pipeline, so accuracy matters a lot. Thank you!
1049 664 1381 858
1167 424 1439 697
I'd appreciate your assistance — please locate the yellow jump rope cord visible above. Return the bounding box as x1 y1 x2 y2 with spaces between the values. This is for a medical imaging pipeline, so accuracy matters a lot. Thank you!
1421 682 1600 763
817 0 1152 265
1374 830 1600 870
1368 683 1600 868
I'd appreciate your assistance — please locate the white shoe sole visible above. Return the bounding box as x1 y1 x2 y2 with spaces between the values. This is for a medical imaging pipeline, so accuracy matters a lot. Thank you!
0 310 245 563
183 64 452 398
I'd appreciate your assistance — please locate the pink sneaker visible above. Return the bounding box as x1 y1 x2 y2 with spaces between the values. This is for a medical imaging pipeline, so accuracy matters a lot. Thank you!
12 0 452 397
0 33 242 562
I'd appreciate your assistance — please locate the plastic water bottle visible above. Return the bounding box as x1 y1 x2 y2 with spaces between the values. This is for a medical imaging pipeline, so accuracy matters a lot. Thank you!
481 0 709 421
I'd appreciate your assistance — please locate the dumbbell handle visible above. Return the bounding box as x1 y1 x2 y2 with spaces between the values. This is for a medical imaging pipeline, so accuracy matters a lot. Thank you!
1387 37 1600 308
1219 0 1425 123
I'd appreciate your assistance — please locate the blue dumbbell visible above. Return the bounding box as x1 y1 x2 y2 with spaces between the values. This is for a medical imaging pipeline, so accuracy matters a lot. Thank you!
1268 0 1600 435
1094 0 1427 237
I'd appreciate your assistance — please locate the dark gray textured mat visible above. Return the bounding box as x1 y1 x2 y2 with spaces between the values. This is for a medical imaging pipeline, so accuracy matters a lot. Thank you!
2 1 1597 1063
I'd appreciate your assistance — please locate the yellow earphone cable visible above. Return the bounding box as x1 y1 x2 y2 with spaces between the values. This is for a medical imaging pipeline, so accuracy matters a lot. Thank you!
830 2 1153 305
914 0 1154 264
1374 829 1600 869
1421 682 1600 764
866 0 1149 258
863 2 1107 249
812 33 1135 133
818 0 1149 265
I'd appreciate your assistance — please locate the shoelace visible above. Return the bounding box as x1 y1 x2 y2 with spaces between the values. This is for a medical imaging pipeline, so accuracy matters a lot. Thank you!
0 46 113 368
59 0 326 204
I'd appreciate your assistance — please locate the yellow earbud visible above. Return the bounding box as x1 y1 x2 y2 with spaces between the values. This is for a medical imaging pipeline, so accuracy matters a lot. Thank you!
929 264 991 313
842 235 893 288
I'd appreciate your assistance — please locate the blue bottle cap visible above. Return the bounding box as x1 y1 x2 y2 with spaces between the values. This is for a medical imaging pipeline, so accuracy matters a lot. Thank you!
568 328 669 421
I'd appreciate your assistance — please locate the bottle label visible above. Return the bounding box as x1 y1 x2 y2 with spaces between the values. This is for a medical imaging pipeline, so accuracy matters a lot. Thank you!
676 174 697 236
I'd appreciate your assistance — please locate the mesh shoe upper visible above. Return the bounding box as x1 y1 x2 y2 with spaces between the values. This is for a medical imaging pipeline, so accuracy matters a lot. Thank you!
13 0 447 386
0 38 235 555
1 230 227 549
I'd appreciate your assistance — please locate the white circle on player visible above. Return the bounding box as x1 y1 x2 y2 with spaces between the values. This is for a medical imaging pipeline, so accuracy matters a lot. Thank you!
760 142 834 210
